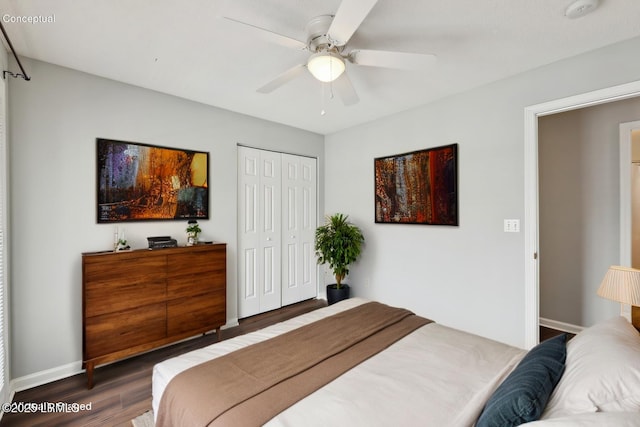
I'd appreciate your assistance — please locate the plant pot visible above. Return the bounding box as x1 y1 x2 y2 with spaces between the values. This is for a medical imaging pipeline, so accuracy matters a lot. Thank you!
187 233 199 246
326 283 350 305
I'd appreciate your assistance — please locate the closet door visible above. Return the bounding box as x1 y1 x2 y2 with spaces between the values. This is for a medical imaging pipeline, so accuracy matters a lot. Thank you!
238 147 282 318
282 154 318 306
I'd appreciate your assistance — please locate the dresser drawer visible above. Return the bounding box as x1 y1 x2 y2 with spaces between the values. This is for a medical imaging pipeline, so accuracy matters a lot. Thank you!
167 290 226 336
84 303 166 359
166 267 226 299
84 256 167 317
167 246 226 299
167 246 225 277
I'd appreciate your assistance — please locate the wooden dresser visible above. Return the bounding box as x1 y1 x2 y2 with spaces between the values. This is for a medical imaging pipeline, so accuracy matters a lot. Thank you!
82 243 226 388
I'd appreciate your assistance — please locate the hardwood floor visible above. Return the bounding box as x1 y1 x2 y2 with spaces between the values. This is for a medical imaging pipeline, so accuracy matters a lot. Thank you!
0 298 327 427
539 325 576 342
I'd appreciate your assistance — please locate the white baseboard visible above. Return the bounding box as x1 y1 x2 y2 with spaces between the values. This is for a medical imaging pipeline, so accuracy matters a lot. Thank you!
221 318 239 330
539 317 584 335
11 361 83 393
9 325 241 393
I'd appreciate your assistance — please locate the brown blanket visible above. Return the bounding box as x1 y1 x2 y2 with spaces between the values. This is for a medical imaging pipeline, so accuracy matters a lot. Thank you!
156 301 432 427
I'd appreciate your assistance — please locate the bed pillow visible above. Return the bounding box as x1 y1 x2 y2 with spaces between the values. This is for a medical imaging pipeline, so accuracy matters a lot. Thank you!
475 333 567 427
541 316 640 418
523 412 640 426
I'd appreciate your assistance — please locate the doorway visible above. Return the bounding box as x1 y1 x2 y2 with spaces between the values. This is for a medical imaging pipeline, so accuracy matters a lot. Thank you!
523 80 640 349
619 121 640 323
620 120 640 268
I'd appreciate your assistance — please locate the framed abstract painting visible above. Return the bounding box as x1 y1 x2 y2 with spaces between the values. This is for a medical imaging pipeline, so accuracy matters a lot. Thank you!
374 144 458 225
96 138 209 223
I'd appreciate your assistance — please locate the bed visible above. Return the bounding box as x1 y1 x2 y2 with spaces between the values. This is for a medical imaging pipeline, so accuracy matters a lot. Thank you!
152 298 640 426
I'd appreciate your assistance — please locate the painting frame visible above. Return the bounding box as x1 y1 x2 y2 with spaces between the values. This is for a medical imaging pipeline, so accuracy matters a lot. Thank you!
374 144 458 225
96 138 209 223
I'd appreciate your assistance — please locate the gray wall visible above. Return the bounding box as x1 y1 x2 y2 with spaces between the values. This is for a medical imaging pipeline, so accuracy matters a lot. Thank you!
324 36 640 347
539 97 640 326
7 58 324 381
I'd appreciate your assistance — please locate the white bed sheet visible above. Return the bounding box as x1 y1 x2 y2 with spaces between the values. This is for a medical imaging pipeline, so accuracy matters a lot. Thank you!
152 298 525 426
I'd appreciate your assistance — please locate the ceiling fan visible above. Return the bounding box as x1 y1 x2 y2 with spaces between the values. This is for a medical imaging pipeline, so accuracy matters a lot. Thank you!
223 0 436 106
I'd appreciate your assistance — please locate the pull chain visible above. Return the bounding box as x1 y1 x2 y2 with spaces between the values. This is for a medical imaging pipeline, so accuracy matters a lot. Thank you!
320 57 337 116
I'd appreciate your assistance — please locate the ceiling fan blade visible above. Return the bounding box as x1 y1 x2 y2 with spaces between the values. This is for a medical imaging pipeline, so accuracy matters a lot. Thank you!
349 49 436 70
327 0 378 47
257 64 307 93
223 17 307 50
332 72 359 106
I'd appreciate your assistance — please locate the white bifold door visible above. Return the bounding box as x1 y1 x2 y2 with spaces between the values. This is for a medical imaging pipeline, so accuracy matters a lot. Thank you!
238 147 317 318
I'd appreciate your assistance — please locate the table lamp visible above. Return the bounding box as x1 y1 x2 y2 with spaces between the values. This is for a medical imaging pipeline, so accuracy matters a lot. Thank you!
597 265 640 329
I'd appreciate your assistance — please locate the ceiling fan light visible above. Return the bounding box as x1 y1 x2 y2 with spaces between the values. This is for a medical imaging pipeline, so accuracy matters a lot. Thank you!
307 52 345 82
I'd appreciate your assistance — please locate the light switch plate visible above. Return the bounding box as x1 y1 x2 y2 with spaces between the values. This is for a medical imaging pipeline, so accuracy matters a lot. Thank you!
504 219 520 232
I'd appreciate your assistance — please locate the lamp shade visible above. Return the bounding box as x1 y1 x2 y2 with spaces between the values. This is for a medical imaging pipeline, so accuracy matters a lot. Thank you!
597 265 640 306
307 52 345 83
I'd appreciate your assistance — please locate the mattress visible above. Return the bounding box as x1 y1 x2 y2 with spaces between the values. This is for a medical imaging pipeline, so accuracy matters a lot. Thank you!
152 298 525 426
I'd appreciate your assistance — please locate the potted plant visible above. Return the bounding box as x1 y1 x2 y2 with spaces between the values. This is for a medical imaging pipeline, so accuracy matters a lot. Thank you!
186 220 201 246
315 213 365 305
114 229 130 251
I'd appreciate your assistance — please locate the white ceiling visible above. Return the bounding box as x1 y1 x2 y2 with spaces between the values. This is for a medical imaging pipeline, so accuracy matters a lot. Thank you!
1 0 639 135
